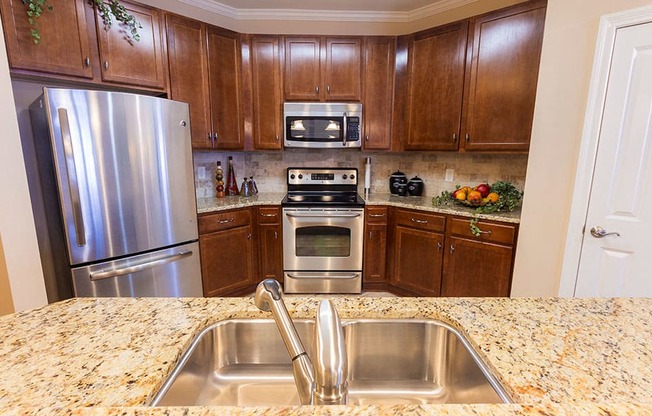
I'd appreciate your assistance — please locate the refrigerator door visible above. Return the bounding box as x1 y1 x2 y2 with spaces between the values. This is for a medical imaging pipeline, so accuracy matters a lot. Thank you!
39 88 198 265
72 241 203 297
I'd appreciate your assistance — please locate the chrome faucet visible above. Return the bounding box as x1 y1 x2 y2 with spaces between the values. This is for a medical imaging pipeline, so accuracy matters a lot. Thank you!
254 279 348 405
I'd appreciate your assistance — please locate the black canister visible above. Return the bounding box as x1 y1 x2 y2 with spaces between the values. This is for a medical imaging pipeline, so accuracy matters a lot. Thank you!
396 183 408 196
407 175 424 196
389 170 408 194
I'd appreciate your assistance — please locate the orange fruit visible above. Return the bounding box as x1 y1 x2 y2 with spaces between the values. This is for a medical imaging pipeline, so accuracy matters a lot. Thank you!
455 191 467 201
467 190 482 203
487 192 499 203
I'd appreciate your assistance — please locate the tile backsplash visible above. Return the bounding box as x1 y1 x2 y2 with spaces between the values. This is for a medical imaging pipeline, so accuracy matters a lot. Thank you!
193 150 528 198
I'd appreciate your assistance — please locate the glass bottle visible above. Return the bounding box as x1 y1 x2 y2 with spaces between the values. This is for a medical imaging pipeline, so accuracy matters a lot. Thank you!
248 176 258 195
225 156 239 196
240 178 250 197
215 161 225 198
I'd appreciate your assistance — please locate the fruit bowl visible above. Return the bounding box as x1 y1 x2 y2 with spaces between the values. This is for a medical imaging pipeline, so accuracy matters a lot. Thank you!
454 198 490 207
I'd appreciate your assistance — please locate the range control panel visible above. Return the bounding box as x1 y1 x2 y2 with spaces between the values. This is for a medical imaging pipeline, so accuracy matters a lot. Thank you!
287 168 358 186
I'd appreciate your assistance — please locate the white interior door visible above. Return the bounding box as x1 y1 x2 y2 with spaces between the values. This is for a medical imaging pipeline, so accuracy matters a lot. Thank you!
574 22 652 297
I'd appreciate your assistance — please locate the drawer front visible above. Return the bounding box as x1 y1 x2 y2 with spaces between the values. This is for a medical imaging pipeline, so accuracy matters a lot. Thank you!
257 206 281 224
199 208 252 234
394 208 445 232
365 206 388 224
449 217 516 245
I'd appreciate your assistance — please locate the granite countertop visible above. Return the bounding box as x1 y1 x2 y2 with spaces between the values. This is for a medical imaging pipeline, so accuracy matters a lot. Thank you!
197 192 521 223
1 296 651 415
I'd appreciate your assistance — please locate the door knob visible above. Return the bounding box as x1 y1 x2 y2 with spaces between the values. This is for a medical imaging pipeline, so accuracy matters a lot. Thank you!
589 226 621 238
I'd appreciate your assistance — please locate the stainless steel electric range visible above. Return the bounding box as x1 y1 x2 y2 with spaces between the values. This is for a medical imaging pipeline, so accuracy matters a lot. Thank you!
281 167 365 294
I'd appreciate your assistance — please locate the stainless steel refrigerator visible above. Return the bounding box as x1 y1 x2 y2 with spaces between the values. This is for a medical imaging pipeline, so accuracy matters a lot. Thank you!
28 87 203 300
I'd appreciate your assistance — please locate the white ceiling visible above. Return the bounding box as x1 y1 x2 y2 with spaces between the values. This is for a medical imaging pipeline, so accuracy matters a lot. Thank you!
177 0 479 22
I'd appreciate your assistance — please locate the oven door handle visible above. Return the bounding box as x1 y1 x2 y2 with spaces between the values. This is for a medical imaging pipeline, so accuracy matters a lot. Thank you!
286 272 360 279
285 212 362 219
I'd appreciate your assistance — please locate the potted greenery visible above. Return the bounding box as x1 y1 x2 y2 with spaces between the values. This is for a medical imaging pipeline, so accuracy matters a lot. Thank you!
22 0 140 44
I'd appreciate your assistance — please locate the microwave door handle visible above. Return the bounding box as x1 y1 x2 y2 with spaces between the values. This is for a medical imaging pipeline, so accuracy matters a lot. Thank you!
342 112 347 146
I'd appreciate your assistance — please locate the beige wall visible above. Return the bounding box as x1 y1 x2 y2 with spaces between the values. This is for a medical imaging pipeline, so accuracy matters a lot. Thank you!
0 20 48 311
0 236 15 316
511 0 652 296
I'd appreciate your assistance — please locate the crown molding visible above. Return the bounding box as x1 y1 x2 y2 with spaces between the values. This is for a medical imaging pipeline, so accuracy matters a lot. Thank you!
175 0 480 23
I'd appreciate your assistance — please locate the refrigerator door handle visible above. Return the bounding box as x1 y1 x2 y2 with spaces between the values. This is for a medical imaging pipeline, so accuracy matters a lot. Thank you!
89 250 194 281
58 107 86 247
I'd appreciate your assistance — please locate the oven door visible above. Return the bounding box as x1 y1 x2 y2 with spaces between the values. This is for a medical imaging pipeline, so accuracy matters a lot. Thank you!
283 207 363 272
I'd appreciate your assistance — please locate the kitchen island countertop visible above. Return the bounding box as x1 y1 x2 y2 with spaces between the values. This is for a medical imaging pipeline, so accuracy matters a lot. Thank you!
1 296 651 415
197 192 520 223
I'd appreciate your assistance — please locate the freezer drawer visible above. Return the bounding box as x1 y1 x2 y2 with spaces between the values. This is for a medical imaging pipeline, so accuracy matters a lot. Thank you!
72 242 203 297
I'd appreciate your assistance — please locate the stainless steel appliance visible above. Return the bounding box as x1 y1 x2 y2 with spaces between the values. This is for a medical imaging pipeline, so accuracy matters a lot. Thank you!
28 87 203 300
281 167 364 294
284 102 362 148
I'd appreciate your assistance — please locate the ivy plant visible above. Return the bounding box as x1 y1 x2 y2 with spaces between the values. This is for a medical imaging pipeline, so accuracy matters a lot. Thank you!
22 0 141 44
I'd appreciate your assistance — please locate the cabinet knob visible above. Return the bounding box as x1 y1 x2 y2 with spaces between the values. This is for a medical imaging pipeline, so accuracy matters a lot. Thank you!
465 133 470 142
274 231 278 239
315 86 320 94
103 61 109 70
452 133 458 143
365 135 369 142
437 242 442 251
84 57 90 67
276 134 279 142
326 85 331 94
247 233 252 240
450 245 455 254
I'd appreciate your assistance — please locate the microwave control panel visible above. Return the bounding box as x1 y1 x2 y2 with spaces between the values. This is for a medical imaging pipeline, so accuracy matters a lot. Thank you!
347 117 360 141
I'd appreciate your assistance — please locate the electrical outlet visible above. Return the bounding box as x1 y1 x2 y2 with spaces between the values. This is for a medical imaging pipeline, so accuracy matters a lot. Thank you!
198 166 206 180
445 169 454 182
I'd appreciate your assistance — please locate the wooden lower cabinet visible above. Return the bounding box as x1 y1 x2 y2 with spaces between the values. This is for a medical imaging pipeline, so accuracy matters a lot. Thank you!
256 206 283 282
363 206 388 288
198 208 255 296
389 208 446 296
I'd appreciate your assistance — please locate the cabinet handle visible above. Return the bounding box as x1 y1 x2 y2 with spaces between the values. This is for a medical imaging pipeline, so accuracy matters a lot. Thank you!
365 135 369 142
247 233 252 240
411 218 428 224
260 213 277 217
315 86 320 94
208 133 213 141
276 134 279 142
84 57 90 67
326 85 331 94
437 242 442 251
465 133 470 142
477 230 493 235
218 217 235 224
274 231 278 239
453 133 458 143
450 245 455 254
103 61 109 70
369 213 386 218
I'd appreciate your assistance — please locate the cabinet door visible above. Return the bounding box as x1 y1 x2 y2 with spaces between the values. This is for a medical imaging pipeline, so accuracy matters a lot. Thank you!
405 21 468 151
324 37 362 101
95 1 167 89
364 223 388 283
200 225 254 297
392 226 444 296
363 37 395 150
441 236 513 297
284 36 321 101
0 0 94 78
166 14 213 149
258 223 283 283
251 35 283 150
462 1 546 151
208 27 244 149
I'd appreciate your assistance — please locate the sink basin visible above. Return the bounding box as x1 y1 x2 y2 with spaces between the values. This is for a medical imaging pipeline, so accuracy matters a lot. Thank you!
151 319 511 406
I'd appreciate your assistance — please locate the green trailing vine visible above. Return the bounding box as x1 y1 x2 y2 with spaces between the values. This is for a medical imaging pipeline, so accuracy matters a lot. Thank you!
433 181 523 236
22 0 141 44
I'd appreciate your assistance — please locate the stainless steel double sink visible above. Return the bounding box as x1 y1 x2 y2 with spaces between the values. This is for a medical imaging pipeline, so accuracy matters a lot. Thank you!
151 318 512 406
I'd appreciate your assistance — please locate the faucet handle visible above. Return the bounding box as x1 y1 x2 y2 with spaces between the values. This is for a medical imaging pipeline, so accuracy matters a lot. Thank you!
313 300 348 405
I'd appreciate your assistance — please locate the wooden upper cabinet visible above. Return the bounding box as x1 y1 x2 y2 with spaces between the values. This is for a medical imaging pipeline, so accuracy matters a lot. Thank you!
207 27 244 149
284 36 321 101
0 0 94 78
284 36 362 102
462 0 546 151
324 37 362 101
405 21 468 151
166 14 212 149
362 37 395 150
95 1 167 89
250 35 283 150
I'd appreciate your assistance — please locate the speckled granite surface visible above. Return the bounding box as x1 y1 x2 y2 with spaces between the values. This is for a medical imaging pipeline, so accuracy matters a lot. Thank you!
196 192 520 223
1 297 651 415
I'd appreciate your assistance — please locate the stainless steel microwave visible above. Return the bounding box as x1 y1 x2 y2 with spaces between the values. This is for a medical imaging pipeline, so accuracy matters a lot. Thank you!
284 102 362 148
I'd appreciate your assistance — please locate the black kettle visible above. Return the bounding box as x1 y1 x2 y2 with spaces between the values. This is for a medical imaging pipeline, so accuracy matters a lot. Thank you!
389 170 407 194
408 175 424 196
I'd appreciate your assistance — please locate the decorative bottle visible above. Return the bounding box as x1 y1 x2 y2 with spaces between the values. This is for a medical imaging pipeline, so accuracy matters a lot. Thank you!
248 176 258 195
225 156 239 196
215 161 225 198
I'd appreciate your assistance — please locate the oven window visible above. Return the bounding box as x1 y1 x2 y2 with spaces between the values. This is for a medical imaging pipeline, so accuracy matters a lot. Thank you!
295 226 350 257
287 116 343 142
